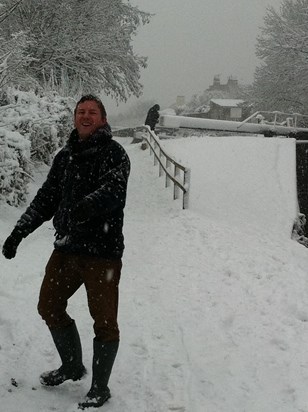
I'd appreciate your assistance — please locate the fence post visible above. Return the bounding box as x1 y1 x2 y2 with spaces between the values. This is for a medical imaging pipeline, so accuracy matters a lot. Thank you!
149 134 153 156
154 141 158 165
159 149 163 176
174 165 180 200
183 168 191 209
165 158 171 187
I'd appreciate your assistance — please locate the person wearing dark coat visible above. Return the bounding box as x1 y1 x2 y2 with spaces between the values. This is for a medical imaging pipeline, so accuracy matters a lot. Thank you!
145 104 160 131
2 95 130 410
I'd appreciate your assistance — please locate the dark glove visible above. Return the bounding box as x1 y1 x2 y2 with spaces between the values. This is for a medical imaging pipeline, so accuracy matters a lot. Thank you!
70 199 94 224
2 228 24 259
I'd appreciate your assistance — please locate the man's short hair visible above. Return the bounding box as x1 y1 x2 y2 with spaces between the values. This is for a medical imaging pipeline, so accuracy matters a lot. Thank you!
75 95 107 119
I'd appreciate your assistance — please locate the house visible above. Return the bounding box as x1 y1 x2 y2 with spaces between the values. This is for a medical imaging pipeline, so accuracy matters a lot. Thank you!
208 75 241 95
178 75 249 120
209 98 244 121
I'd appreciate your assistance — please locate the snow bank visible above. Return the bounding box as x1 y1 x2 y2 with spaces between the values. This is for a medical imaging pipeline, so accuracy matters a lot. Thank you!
162 135 297 238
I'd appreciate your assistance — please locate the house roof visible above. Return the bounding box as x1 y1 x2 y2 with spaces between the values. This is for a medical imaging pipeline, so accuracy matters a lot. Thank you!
210 99 244 107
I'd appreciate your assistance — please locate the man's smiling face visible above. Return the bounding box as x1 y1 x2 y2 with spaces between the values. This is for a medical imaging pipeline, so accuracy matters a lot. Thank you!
74 100 106 140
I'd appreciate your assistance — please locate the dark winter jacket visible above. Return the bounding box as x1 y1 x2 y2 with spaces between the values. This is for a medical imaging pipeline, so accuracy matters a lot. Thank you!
145 105 160 130
13 125 130 259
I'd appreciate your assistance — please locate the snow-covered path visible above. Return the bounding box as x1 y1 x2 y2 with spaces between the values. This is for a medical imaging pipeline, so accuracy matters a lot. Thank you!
1 138 308 412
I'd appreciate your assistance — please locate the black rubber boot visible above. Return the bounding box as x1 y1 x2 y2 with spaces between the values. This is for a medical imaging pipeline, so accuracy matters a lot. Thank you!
40 321 86 386
78 339 119 410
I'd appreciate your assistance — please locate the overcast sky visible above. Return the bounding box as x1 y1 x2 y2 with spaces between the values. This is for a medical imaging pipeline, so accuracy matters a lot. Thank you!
105 0 283 115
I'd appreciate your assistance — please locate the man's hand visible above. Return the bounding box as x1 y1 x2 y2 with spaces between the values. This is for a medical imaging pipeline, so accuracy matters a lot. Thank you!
2 229 23 259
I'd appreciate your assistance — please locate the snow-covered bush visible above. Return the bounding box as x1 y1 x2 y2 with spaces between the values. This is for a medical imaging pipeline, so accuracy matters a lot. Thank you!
4 88 73 163
0 129 31 206
0 88 73 206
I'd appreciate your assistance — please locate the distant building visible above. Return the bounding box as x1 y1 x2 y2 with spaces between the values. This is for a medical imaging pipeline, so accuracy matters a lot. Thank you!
183 98 244 121
177 75 250 120
209 99 244 121
208 75 241 95
183 76 246 120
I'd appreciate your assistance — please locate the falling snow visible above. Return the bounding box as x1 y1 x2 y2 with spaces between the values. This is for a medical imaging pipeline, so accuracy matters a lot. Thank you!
1 135 308 412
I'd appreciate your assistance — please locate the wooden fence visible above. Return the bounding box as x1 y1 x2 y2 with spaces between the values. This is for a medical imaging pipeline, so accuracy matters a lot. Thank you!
141 126 190 209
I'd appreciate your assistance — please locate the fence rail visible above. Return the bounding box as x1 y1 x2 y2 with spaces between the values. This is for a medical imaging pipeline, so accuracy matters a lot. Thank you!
141 126 190 209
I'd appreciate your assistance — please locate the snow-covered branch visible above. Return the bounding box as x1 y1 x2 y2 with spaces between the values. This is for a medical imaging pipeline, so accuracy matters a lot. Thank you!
0 0 151 100
254 0 308 112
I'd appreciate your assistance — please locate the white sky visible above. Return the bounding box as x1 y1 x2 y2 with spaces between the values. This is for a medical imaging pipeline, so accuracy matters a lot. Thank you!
105 0 283 115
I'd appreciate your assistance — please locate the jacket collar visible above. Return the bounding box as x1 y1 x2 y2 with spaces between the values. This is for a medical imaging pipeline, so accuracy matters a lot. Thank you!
68 123 112 153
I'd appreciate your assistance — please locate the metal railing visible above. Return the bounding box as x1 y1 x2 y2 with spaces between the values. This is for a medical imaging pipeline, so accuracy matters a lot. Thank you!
238 110 308 129
141 126 190 209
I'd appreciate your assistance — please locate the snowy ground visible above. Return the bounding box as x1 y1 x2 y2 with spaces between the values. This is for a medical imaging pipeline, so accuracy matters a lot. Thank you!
1 135 308 412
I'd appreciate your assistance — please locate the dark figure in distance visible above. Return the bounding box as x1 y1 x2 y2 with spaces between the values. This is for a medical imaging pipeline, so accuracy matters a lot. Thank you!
145 104 160 131
2 95 130 410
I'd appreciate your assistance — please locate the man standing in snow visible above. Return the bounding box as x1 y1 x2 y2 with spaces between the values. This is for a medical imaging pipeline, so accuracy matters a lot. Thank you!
145 103 160 131
2 95 130 410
